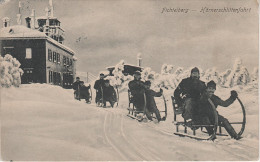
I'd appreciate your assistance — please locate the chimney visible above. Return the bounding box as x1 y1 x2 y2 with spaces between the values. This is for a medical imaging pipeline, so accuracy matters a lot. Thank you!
17 14 22 25
31 9 36 29
17 1 22 25
49 0 54 17
2 17 10 28
137 53 142 67
19 1 22 13
45 7 50 26
25 17 31 28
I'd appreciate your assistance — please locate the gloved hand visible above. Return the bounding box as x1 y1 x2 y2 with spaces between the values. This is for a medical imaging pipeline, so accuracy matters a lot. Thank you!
231 90 238 99
160 88 163 93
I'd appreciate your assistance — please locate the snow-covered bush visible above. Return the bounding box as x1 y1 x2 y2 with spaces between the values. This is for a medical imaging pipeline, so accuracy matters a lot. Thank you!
106 60 133 91
201 67 221 84
141 67 159 82
251 67 258 83
0 54 23 88
105 57 257 92
161 64 174 75
219 69 232 86
224 58 251 87
140 58 256 91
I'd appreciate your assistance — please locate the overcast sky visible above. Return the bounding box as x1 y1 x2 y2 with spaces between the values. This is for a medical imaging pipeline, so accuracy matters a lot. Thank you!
0 0 258 75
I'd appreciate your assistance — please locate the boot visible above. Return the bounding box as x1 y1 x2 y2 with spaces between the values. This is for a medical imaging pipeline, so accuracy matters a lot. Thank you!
222 119 240 139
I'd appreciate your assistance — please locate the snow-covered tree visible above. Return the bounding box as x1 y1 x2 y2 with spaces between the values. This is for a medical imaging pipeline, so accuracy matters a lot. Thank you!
141 67 158 82
224 58 251 87
161 64 174 75
106 60 133 91
0 54 23 88
219 69 232 86
251 67 258 83
201 67 221 84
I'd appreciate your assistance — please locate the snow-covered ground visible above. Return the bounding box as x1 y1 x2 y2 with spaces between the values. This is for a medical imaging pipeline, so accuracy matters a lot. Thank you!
1 84 258 161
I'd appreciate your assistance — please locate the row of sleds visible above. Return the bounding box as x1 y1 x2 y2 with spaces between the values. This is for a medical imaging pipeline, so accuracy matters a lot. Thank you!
74 86 246 141
127 90 246 141
74 86 119 108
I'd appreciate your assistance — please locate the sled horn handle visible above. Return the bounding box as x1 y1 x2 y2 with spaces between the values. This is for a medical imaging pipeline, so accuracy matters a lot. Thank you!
236 96 246 136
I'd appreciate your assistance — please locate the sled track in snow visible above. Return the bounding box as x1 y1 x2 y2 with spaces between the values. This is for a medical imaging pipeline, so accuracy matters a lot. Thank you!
103 110 159 160
215 143 250 160
214 139 257 160
103 113 127 160
138 121 174 137
119 113 162 161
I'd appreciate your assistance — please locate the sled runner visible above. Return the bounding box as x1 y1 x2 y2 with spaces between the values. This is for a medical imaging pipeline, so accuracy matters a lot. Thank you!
89 87 92 103
75 85 91 103
97 86 118 108
96 87 104 107
171 96 246 141
127 90 147 122
74 84 81 101
150 93 167 121
116 86 119 107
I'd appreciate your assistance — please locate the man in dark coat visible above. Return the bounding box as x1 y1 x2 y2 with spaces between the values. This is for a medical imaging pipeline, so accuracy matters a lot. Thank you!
174 67 206 120
144 81 165 122
102 80 117 108
72 77 81 99
128 71 146 111
194 80 241 140
79 81 91 103
94 73 105 104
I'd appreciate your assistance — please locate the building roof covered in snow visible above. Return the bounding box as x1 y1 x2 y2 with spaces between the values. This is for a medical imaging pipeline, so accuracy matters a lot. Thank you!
36 16 59 20
0 25 46 38
106 64 143 76
0 25 75 55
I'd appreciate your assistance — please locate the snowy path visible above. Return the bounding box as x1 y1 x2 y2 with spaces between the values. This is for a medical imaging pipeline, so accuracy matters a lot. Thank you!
1 84 258 161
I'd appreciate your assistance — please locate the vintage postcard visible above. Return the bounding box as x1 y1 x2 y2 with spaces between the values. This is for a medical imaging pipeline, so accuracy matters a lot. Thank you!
0 0 258 161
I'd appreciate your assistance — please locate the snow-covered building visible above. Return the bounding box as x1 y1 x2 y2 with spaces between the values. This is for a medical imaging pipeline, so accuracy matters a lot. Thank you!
106 64 143 76
0 0 76 88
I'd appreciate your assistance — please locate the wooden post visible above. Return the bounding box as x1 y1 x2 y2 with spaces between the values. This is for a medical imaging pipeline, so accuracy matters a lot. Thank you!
219 126 222 134
87 72 89 83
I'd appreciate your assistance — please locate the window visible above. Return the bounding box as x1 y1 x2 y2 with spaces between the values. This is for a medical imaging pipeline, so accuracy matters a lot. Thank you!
25 48 32 59
66 57 69 66
63 56 66 66
57 53 60 64
49 70 53 83
3 47 14 55
48 49 52 61
70 59 72 66
53 52 56 63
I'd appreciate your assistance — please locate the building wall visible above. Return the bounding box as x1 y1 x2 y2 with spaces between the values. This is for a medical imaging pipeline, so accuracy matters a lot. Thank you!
0 39 46 83
45 40 75 88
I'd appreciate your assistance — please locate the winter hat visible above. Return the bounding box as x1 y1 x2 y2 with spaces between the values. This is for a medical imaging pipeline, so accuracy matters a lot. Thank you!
207 80 216 89
191 67 200 74
76 77 80 79
144 80 151 85
134 71 141 75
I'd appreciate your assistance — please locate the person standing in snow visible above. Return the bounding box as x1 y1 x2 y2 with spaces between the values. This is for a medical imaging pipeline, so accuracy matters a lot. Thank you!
79 81 91 103
73 77 81 100
174 67 206 121
194 80 241 140
144 81 165 122
102 80 117 108
128 71 146 111
94 73 106 104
